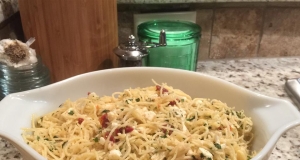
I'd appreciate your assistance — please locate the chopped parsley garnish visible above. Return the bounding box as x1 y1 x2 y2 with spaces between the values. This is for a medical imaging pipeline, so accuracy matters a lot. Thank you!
236 111 243 118
204 115 212 119
68 110 74 115
160 134 167 138
37 136 40 141
62 141 68 148
93 137 99 142
101 109 110 113
181 99 185 102
200 153 205 158
225 110 231 115
240 124 244 129
214 143 222 149
136 98 140 102
125 99 133 104
186 116 195 121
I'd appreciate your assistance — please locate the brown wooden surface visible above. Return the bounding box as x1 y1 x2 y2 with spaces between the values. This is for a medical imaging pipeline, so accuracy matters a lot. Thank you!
19 0 118 82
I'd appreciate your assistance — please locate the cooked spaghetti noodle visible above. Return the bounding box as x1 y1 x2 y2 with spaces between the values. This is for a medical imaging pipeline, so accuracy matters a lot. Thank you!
22 81 255 160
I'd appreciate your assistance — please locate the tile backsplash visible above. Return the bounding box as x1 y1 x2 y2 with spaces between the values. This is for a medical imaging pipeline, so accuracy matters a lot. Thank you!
118 3 300 60
1 1 300 60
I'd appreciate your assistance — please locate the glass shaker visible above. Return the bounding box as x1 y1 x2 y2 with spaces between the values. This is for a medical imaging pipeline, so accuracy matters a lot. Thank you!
0 55 51 100
138 20 201 71
113 31 167 67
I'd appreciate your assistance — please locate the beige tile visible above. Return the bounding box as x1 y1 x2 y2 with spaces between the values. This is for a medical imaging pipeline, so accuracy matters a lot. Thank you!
196 9 213 60
259 8 300 57
210 8 264 59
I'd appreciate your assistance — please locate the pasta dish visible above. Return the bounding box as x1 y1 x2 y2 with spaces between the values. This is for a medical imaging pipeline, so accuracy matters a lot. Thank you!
22 81 255 160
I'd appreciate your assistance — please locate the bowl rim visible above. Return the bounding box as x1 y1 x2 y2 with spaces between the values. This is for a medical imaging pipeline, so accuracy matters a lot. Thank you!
1 67 300 160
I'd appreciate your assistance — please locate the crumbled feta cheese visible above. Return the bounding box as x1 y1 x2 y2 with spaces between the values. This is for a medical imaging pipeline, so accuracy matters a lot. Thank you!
136 107 156 121
221 144 226 149
162 93 168 96
68 108 74 113
182 123 188 132
131 130 139 135
117 133 126 139
87 117 93 120
199 148 213 159
172 106 186 117
144 111 156 121
88 92 97 98
182 97 187 100
111 121 120 128
137 126 146 133
108 149 122 159
107 111 117 121
196 100 203 106
149 94 158 98
99 137 105 145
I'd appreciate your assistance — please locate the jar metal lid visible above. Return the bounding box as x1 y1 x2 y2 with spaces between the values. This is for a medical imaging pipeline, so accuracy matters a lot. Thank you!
138 20 201 45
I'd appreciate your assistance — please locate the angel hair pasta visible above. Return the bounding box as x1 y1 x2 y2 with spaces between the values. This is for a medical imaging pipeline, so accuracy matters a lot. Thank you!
22 82 255 160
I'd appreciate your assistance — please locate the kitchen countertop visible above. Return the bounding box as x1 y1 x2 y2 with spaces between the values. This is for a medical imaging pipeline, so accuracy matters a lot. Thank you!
1 56 300 160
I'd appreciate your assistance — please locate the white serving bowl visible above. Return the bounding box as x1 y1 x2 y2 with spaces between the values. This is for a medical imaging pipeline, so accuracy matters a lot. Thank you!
0 67 300 160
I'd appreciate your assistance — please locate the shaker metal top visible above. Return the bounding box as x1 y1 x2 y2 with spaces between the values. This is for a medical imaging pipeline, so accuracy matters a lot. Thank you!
113 30 167 61
113 35 147 61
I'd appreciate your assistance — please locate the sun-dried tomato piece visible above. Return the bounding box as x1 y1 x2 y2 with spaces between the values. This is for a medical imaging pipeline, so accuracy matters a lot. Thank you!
156 85 168 94
78 118 84 124
99 113 109 128
168 100 177 106
124 126 134 133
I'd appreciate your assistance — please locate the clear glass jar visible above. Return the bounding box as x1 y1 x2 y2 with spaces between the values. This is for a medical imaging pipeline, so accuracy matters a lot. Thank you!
138 20 201 71
0 55 51 99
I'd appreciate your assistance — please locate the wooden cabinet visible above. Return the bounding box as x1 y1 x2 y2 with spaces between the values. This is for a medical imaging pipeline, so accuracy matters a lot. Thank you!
19 0 118 82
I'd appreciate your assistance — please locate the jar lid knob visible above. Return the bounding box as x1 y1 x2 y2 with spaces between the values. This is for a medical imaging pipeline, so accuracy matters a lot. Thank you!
159 30 167 47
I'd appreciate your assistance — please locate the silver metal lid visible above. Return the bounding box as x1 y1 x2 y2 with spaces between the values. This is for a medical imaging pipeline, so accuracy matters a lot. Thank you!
113 30 167 61
113 35 147 61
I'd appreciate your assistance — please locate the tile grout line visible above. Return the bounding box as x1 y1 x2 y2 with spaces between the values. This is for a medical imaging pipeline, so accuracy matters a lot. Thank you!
256 5 267 57
207 7 215 59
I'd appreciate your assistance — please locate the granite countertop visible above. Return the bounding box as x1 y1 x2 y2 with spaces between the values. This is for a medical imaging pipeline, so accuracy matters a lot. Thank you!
1 56 300 160
197 57 300 160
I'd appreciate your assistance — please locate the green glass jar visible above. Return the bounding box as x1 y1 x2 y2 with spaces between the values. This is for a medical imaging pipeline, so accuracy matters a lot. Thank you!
138 20 201 71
